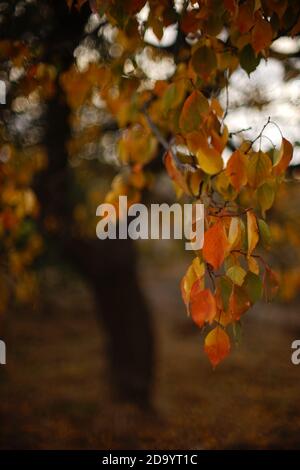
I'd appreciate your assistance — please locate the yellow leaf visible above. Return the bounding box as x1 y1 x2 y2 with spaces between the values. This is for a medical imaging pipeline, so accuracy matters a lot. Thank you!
196 144 223 175
248 256 260 275
226 265 247 286
181 257 205 306
214 171 238 201
247 210 259 256
228 217 241 249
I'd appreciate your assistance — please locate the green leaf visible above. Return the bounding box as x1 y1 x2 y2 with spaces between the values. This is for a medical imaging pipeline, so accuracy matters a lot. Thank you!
240 44 260 75
247 151 272 189
218 276 232 311
162 82 185 114
191 46 217 79
258 218 272 249
232 320 242 346
257 181 275 214
243 272 263 303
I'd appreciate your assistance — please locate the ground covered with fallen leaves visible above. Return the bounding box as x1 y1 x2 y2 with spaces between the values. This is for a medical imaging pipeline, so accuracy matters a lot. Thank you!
1 254 300 449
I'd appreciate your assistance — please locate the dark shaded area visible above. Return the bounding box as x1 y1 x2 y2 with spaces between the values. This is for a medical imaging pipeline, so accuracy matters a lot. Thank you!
1 0 154 405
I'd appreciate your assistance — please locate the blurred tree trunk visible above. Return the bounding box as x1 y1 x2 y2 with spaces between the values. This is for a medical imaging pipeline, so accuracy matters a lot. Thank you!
33 1 155 406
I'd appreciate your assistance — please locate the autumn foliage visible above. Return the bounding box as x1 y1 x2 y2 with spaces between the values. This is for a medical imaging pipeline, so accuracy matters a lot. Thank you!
2 0 300 367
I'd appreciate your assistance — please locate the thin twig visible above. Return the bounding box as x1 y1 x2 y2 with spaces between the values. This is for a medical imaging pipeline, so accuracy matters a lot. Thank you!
142 102 196 172
142 107 169 151
245 116 270 153
269 120 283 139
210 207 252 218
260 134 276 149
206 263 216 290
229 126 252 137
231 249 270 268
221 72 229 125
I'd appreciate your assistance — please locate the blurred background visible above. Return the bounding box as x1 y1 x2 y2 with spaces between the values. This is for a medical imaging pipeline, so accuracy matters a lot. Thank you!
0 0 300 450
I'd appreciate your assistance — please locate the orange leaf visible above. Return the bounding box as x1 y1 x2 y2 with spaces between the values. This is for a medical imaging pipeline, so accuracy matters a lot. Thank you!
226 150 248 191
273 137 293 176
265 0 287 19
236 2 255 33
247 210 259 256
224 0 237 15
190 282 216 327
203 220 228 270
251 17 273 54
204 326 231 367
73 0 88 10
211 98 224 118
126 0 147 14
218 309 234 327
186 130 206 154
179 91 209 133
211 126 228 154
180 10 201 35
229 284 251 320
291 16 300 37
